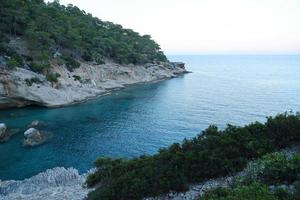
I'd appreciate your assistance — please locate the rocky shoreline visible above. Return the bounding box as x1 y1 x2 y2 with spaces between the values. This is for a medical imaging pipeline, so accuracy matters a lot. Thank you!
1 145 299 200
0 167 91 200
0 61 187 109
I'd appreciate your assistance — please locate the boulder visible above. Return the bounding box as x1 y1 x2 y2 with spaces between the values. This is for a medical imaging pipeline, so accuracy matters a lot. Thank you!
0 123 7 140
23 128 46 147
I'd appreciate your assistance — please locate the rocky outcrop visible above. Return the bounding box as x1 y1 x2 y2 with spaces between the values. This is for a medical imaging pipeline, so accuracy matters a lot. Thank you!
23 128 47 147
0 123 18 143
0 62 187 109
0 167 91 200
0 123 7 142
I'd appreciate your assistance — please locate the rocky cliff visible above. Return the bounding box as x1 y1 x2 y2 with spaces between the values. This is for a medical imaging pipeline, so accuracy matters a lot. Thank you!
0 62 187 109
0 167 90 200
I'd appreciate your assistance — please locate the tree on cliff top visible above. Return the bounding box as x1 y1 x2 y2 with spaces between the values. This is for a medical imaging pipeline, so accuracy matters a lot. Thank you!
0 0 168 72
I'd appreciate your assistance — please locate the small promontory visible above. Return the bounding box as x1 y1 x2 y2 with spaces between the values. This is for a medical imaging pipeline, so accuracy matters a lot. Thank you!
0 0 187 108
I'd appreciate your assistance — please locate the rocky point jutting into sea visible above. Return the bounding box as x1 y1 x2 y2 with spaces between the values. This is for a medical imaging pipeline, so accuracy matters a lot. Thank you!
0 61 187 109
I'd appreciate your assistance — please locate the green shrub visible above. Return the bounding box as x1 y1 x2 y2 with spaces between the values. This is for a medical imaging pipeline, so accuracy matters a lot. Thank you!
82 51 92 61
240 152 300 185
202 182 277 200
63 56 80 72
25 77 43 86
46 73 60 83
258 152 300 185
87 113 300 200
72 75 81 82
29 63 51 73
6 58 20 69
95 57 105 65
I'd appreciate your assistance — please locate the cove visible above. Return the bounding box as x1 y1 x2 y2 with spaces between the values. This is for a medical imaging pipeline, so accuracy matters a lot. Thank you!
0 55 300 180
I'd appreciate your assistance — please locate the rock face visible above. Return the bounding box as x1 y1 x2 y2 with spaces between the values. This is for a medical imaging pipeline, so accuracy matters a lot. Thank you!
0 62 187 109
23 128 46 146
0 167 91 200
0 123 7 141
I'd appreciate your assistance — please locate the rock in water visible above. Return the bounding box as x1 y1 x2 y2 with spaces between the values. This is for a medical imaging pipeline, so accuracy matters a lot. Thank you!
0 123 7 142
27 120 45 128
23 128 46 146
0 123 7 136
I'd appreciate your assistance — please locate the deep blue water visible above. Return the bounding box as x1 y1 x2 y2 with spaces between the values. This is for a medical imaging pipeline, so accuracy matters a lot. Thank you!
0 55 300 180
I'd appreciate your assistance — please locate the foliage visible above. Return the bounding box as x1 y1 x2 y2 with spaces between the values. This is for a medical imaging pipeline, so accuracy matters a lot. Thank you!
46 73 60 83
62 56 80 72
6 57 20 69
25 77 42 86
201 182 277 200
72 75 81 82
202 183 300 200
87 113 300 200
0 0 168 74
29 63 51 73
202 152 300 200
239 152 300 185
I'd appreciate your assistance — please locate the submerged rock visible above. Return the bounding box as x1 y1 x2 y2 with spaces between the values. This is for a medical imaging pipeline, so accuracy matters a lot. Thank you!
23 128 47 147
27 120 46 128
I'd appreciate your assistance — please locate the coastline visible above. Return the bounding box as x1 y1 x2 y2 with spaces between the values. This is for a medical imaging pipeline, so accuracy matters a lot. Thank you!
0 62 188 109
2 145 299 200
0 167 91 200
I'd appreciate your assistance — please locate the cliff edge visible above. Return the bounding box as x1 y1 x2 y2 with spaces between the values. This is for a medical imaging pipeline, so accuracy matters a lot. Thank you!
0 62 187 109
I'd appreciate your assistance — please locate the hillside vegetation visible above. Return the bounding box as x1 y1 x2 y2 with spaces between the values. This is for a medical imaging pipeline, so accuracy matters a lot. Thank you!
0 0 167 73
202 152 300 200
87 113 300 200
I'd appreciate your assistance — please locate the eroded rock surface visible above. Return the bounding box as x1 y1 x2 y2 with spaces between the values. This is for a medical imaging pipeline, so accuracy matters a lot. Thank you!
0 167 91 200
0 62 187 109
0 123 7 140
23 128 47 147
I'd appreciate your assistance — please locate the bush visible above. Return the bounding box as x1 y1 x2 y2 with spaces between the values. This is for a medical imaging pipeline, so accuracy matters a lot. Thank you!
240 152 300 186
63 56 81 72
203 152 300 200
258 152 300 185
6 58 20 69
25 77 43 86
46 73 60 83
95 57 105 65
72 75 81 82
87 113 300 200
29 63 51 73
202 182 277 200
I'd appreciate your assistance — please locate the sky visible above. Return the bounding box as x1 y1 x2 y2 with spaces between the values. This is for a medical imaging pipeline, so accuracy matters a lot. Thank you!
49 0 300 54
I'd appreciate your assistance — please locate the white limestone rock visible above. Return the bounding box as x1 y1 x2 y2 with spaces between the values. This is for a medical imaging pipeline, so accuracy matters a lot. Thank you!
23 128 47 147
0 123 7 139
0 167 91 200
0 62 187 109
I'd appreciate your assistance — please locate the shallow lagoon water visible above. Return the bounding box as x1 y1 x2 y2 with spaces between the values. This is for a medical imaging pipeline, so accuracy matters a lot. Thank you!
0 55 300 180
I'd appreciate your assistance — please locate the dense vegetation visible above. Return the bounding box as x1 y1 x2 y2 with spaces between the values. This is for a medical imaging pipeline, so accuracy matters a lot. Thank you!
202 152 300 200
0 0 167 74
87 113 300 200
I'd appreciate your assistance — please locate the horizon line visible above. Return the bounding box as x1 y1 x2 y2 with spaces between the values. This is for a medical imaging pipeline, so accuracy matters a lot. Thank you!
166 52 300 56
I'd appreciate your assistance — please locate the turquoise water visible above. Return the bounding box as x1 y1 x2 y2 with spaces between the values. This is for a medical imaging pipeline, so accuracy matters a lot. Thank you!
0 55 300 180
